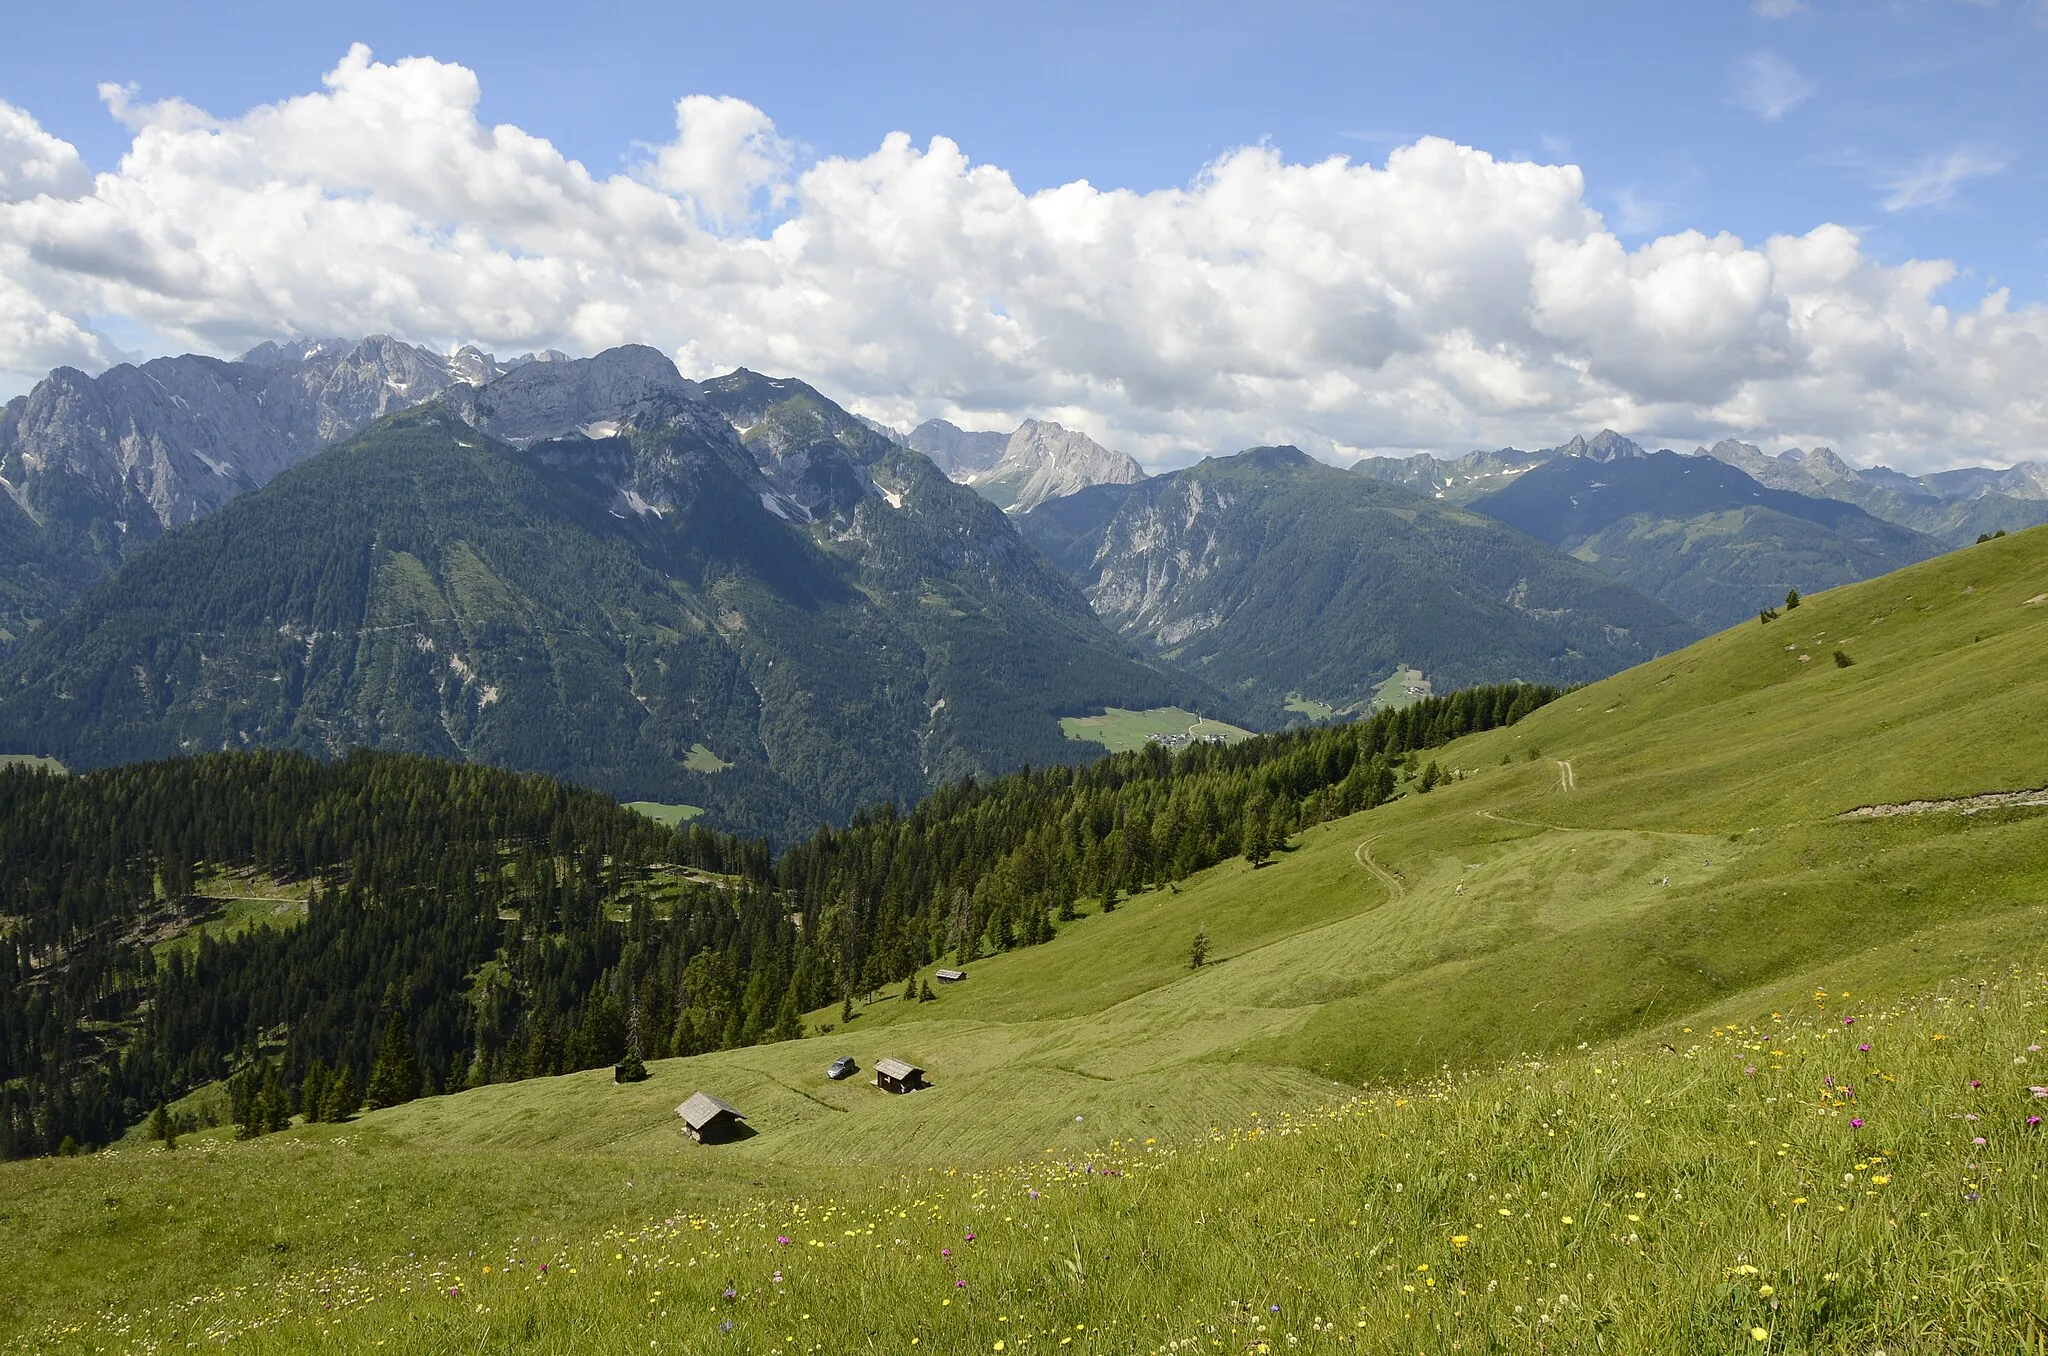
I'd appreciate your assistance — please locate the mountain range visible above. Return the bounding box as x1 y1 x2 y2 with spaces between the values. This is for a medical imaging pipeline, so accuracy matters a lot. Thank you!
0 349 1206 840
1356 429 2048 547
1019 446 1696 724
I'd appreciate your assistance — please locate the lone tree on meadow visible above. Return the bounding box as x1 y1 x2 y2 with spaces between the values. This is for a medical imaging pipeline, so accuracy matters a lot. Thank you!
1785 588 1801 610
1242 814 1272 867
1189 925 1209 969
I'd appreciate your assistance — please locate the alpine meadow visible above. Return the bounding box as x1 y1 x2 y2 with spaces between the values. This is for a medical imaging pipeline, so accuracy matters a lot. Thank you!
6 523 2046 1353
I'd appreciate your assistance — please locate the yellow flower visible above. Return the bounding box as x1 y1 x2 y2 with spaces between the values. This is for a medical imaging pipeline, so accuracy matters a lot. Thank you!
994 1343 1006 1352
1751 1327 1769 1342
1872 1175 1891 1185
1758 1284 1773 1297
1451 1235 1469 1248
1560 1216 1574 1225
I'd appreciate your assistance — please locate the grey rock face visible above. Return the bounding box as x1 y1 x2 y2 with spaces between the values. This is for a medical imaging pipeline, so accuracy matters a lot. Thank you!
976 420 1147 513
0 336 483 533
907 419 1010 476
441 343 702 446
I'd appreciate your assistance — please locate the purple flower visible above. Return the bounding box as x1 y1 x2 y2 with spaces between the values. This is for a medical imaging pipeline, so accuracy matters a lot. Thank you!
1027 1189 1040 1199
2028 1116 2041 1128
1743 1066 1757 1077
1970 1079 1982 1089
956 1280 968 1289
941 1248 951 1258
723 1287 737 1300
965 1231 976 1242
1843 1018 1855 1027
1973 1136 1987 1145
538 1263 547 1275
777 1235 791 1246
720 1320 734 1333
1849 1118 1864 1129
1858 1043 1870 1053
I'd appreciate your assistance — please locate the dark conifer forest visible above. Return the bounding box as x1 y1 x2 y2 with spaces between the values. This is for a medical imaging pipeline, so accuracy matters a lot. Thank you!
0 682 1553 1158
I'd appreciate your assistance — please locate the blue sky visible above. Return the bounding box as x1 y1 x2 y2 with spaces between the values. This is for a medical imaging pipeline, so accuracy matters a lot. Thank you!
0 0 2044 467
7 0 2039 295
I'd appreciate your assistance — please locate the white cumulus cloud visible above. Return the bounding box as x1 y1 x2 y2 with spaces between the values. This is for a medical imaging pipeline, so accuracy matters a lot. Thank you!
0 45 2043 472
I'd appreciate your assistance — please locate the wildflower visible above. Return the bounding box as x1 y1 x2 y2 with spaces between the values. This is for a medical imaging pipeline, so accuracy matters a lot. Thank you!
1970 1079 1982 1089
1843 1018 1855 1027
723 1288 737 1301
2028 1116 2041 1128
965 1231 977 1242
957 1280 968 1289
1758 1285 1773 1297
1973 1136 1987 1146
941 1249 952 1258
1751 1327 1769 1342
1858 1044 1870 1053
1451 1236 1469 1249
995 1343 1006 1352
1872 1176 1891 1185
777 1236 791 1246
1849 1119 1864 1129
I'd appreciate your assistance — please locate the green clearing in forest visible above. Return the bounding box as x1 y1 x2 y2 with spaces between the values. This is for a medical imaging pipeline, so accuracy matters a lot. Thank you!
1283 693 1337 719
624 800 706 825
9 530 2048 1351
1058 705 1254 752
0 753 64 773
1370 664 1431 709
681 743 731 773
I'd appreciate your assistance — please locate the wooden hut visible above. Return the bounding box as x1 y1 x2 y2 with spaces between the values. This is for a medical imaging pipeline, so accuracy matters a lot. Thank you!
873 1057 929 1094
675 1091 748 1143
934 968 967 984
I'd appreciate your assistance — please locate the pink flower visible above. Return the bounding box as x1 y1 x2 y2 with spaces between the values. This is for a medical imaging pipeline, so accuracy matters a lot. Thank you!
1973 1136 1987 1145
941 1249 951 1258
956 1279 968 1288
777 1235 791 1246
1857 1043 1870 1053
1849 1118 1864 1129
1843 1017 1855 1027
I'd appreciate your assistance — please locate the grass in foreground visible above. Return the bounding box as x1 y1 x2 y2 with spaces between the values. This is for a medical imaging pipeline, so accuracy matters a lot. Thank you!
1059 707 1254 753
12 966 2044 1353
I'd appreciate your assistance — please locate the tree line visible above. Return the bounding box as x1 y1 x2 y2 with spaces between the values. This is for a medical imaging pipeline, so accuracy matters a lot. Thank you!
1 681 1553 1158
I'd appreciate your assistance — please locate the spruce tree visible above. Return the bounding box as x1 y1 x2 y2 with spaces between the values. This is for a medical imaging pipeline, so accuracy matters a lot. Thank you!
322 1067 360 1122
772 989 804 1042
260 1067 291 1133
901 976 917 1003
366 1015 420 1111
300 1060 330 1124
149 1102 176 1149
1189 925 1209 969
1243 815 1272 867
1785 588 1801 610
919 979 936 1003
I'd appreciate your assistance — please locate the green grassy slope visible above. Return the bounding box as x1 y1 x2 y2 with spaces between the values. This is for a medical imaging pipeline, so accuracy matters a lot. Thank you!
7 529 2046 1349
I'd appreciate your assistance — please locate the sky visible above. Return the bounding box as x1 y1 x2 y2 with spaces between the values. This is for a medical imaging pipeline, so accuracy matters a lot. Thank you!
1 0 2044 472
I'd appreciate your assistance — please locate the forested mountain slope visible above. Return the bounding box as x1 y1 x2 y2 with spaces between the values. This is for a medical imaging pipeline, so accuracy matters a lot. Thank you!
1021 445 1696 723
0 361 1211 838
1471 449 1942 628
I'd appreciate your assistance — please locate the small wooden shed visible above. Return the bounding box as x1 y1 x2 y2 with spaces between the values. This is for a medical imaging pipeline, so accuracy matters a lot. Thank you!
874 1057 929 1094
934 968 967 983
675 1091 748 1143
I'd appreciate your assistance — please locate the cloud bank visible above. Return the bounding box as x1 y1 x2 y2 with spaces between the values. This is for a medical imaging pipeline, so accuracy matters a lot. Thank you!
0 44 2042 471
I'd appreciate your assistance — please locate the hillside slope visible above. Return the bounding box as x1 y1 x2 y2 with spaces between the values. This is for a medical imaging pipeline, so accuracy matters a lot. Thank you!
1471 449 1943 628
1022 445 1697 722
6 530 2048 1351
